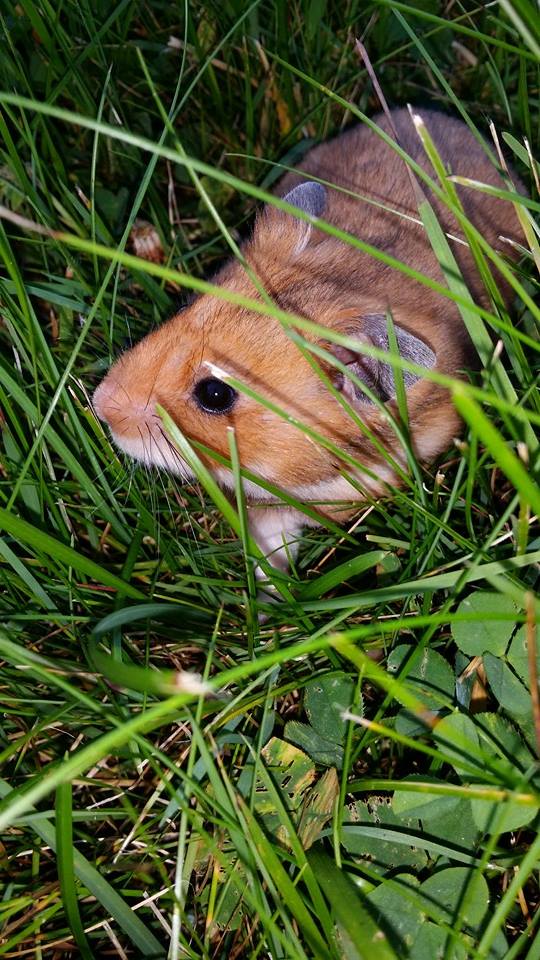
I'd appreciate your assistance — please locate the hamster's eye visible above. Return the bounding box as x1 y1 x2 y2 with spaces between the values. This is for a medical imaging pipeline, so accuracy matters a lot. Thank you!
193 377 237 414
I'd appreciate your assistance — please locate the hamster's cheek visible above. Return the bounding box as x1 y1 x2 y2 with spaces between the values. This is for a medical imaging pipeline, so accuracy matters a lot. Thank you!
108 424 196 480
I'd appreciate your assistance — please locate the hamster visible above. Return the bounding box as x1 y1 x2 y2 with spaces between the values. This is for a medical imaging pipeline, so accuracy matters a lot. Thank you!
93 107 523 578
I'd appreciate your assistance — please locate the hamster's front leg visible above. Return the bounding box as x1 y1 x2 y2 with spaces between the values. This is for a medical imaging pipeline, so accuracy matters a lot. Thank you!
247 505 305 600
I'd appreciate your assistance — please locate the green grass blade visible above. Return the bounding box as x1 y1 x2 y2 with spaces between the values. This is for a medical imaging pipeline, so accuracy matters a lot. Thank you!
0 779 165 957
55 781 94 960
0 506 145 600
452 387 540 516
307 846 399 959
298 550 387 600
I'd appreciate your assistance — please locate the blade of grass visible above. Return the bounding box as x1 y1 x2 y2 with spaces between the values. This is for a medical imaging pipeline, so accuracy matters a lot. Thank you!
0 507 145 600
297 550 387 600
55 781 94 960
227 426 258 640
0 778 165 957
307 846 399 960
452 386 540 516
476 829 540 958
369 0 538 61
234 798 334 959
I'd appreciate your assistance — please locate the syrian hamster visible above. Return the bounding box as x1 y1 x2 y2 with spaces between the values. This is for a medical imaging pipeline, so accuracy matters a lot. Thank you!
93 108 523 576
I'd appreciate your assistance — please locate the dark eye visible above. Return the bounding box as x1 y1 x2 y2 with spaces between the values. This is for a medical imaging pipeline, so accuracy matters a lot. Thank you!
193 377 237 414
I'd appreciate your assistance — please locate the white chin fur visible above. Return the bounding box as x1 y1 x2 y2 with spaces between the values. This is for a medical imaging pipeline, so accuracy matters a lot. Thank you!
109 429 194 481
213 467 272 501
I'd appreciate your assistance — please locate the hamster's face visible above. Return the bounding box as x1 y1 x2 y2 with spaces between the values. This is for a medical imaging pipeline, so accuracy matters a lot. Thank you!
92 290 357 491
93 181 439 497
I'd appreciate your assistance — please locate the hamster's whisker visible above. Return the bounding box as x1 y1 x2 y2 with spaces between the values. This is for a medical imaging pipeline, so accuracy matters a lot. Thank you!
143 369 160 411
156 428 200 489
146 423 163 469
116 382 135 406
103 395 123 410
157 427 186 471
84 458 132 525
156 426 182 458
137 424 151 466
162 467 204 569
88 440 131 491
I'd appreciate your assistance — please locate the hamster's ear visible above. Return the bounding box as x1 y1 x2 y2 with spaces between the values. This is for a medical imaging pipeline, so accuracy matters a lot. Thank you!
255 181 327 256
327 313 436 405
283 181 327 219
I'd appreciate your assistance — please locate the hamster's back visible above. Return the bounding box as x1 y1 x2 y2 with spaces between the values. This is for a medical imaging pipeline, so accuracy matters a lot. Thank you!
276 107 522 313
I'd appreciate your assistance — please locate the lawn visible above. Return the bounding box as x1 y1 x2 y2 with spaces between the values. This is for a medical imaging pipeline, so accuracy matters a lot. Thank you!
0 1 539 957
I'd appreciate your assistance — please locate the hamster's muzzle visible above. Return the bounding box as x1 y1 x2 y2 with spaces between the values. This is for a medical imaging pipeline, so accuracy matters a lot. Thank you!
93 374 194 477
92 378 119 426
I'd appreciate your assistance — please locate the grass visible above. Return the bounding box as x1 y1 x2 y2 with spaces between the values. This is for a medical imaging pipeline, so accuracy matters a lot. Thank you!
0 0 539 957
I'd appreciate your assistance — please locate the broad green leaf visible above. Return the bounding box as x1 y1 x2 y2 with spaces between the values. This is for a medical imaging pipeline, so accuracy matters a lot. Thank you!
426 926 508 960
419 797 480 851
433 713 481 777
476 713 535 771
238 737 316 842
484 654 532 716
387 645 455 712
394 710 433 738
305 672 355 742
418 867 489 927
392 781 480 850
285 720 344 768
285 673 354 767
368 868 507 960
507 625 540 686
342 799 428 875
452 593 517 657
409 923 467 960
471 793 537 834
367 874 423 951
210 875 244 932
259 737 315 812
393 782 462 818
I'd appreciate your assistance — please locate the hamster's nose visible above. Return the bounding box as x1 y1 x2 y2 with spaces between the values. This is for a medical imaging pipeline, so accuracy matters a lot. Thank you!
93 377 155 432
93 379 119 425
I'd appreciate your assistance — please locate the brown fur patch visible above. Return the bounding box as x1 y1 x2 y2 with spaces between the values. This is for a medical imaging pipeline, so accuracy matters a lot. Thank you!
93 108 522 519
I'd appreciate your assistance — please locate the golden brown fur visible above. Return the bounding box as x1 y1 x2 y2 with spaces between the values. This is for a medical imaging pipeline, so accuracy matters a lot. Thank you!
93 108 523 570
